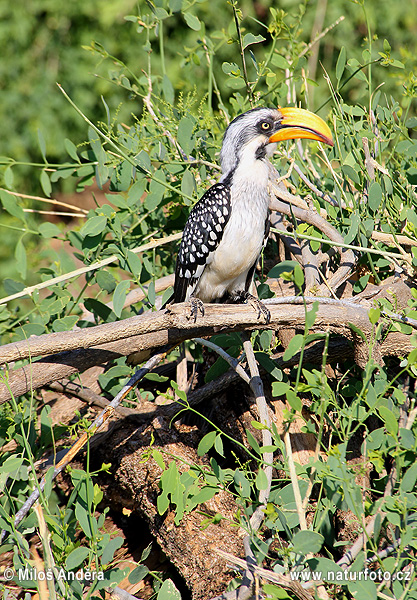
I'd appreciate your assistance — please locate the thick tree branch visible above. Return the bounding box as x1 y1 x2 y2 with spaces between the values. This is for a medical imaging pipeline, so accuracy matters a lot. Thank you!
1 299 414 403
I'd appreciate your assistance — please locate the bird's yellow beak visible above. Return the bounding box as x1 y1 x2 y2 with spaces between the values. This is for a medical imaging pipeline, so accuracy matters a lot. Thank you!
269 107 334 146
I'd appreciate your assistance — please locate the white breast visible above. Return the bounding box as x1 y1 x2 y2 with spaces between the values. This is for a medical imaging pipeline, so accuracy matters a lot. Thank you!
193 173 270 302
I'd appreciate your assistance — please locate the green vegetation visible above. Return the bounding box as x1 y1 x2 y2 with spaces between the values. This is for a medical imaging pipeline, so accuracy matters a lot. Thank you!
0 1 417 599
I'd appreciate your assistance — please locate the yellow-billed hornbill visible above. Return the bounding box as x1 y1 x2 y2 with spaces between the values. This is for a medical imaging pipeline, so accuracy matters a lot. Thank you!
173 107 333 321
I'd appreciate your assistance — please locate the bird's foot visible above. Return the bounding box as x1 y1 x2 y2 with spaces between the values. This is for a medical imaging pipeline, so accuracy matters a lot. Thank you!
189 296 205 322
245 293 271 324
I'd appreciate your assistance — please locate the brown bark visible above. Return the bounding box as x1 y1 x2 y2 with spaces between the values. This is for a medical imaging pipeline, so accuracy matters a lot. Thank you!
1 300 414 403
100 417 243 600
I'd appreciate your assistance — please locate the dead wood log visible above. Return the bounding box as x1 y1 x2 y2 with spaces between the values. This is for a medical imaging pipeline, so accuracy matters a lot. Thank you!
99 417 243 600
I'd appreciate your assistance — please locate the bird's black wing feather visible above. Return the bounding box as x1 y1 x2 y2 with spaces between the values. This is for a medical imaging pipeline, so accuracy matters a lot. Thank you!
173 183 232 303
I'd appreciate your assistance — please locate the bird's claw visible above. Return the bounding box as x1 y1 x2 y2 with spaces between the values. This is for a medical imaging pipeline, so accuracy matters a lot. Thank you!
189 297 205 322
246 294 271 324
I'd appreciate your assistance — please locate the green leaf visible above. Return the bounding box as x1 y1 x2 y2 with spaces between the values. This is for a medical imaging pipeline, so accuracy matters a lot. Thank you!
336 46 346 83
271 53 290 70
222 61 240 76
64 138 79 161
283 334 304 361
75 497 96 537
135 150 152 173
52 316 79 332
293 264 304 290
234 470 251 498
225 76 246 89
184 12 201 31
125 249 143 277
112 280 131 317
305 302 318 331
144 372 169 382
40 169 52 197
349 322 367 341
405 117 417 129
80 215 107 237
368 307 380 325
181 169 196 197
262 584 292 599
101 536 124 565
129 564 149 585
400 462 417 493
169 0 183 12
214 434 224 457
162 74 175 104
286 389 302 412
255 468 268 491
65 546 90 570
96 269 117 293
38 222 61 238
198 431 216 456
177 116 195 155
15 238 27 279
4 165 14 188
378 405 398 435
368 181 382 212
345 212 360 244
347 577 378 599
268 260 299 279
1 456 24 475
157 578 181 600
272 381 290 397
246 429 261 455
0 190 26 221
242 33 266 49
306 557 343 582
3 277 26 295
153 450 165 470
292 530 324 555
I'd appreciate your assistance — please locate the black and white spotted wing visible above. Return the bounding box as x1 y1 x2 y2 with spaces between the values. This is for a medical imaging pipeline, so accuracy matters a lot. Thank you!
173 183 232 303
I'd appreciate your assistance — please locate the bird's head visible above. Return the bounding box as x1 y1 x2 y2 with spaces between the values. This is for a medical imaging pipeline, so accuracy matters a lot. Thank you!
220 106 333 176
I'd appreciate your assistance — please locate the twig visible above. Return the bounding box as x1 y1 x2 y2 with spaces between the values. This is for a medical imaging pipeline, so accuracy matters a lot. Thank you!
211 548 314 600
23 209 86 218
143 70 189 161
194 337 250 385
300 15 345 60
109 588 141 600
231 1 254 105
242 336 273 532
284 429 308 531
268 166 356 294
287 159 340 208
0 188 89 215
48 380 140 418
198 334 274 599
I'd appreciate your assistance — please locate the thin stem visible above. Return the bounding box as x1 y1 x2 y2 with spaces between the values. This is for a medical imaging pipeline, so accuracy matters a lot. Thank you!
231 1 254 105
159 19 166 75
270 227 412 265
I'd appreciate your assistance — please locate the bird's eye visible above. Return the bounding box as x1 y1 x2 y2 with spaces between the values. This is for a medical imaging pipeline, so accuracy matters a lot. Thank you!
261 121 272 131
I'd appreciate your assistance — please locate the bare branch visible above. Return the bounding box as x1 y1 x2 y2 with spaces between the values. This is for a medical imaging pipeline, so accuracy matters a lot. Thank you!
1 299 414 403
